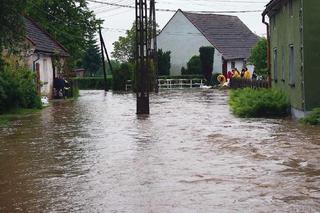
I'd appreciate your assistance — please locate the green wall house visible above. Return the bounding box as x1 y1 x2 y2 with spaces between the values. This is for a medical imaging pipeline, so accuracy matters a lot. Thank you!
263 0 320 118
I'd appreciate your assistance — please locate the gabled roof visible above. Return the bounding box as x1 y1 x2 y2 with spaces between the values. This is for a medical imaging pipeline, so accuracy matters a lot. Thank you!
262 0 284 17
24 16 69 57
180 10 259 60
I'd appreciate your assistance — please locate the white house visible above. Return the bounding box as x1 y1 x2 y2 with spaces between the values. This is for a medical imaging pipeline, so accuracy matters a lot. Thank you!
23 16 69 98
157 9 259 76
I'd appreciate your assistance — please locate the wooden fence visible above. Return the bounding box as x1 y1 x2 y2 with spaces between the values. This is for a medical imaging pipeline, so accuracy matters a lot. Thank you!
229 78 270 89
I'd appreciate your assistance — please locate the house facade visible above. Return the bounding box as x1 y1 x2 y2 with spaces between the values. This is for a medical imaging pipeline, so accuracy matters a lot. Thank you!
23 16 69 99
263 0 320 118
157 9 258 76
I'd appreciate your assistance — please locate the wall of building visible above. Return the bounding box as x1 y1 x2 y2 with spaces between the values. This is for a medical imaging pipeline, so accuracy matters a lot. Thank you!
157 10 223 76
26 53 54 98
303 0 320 111
269 0 304 112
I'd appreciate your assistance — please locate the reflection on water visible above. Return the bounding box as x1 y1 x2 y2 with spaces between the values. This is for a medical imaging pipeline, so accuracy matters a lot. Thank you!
0 90 319 212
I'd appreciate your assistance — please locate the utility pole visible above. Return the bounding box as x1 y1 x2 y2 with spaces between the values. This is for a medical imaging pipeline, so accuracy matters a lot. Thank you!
135 0 150 114
99 26 108 91
148 0 158 93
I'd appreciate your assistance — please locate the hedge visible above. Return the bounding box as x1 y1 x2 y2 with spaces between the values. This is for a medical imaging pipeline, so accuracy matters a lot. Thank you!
72 76 112 90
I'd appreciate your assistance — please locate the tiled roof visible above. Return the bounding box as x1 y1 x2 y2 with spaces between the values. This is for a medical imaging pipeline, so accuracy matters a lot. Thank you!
182 11 259 60
24 16 69 57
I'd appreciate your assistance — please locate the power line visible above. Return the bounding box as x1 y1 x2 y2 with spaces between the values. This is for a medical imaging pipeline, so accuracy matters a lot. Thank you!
87 0 263 13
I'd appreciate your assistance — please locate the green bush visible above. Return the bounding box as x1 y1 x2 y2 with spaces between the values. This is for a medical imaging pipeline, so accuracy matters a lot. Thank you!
158 49 171 76
0 63 41 114
183 55 201 75
72 76 112 90
229 88 290 118
300 108 320 125
199 46 214 84
112 62 133 91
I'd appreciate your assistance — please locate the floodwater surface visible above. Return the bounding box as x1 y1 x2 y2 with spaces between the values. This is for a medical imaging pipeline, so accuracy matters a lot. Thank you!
0 90 319 212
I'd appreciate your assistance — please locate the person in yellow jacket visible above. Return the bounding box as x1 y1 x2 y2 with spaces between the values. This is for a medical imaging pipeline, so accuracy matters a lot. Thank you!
232 68 240 78
243 68 251 79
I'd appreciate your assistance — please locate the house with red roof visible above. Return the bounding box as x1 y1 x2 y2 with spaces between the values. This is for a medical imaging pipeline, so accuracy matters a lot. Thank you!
157 9 259 76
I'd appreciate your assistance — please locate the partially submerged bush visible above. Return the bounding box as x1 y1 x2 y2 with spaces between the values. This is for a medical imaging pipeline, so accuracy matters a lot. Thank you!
300 108 320 125
229 88 290 118
0 62 41 113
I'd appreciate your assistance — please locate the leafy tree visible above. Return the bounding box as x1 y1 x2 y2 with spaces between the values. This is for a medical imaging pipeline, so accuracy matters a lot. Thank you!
112 24 136 63
26 0 102 67
82 36 101 76
157 49 171 76
0 0 27 68
183 55 201 75
112 21 159 63
248 38 268 75
199 46 215 84
112 62 133 91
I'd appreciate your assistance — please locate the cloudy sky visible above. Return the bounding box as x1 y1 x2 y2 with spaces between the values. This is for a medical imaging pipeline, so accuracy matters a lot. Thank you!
88 0 270 57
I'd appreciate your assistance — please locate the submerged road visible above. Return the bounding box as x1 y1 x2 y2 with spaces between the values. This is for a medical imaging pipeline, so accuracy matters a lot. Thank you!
0 90 319 212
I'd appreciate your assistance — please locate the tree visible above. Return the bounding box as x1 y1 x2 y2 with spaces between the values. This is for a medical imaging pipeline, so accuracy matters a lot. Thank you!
157 49 171 76
199 46 215 84
182 55 201 75
112 21 159 63
112 24 136 63
26 0 102 67
0 0 27 68
82 36 101 76
248 38 268 75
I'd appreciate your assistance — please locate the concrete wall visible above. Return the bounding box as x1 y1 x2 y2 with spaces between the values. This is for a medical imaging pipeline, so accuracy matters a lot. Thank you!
303 0 320 111
269 0 304 111
157 10 223 76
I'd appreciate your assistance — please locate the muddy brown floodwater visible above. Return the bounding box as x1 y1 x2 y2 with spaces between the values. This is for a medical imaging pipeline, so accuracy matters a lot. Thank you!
0 90 320 212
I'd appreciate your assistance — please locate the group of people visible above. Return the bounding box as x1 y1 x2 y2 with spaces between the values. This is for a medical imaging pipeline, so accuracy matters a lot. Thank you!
217 67 258 87
227 68 253 80
53 76 70 98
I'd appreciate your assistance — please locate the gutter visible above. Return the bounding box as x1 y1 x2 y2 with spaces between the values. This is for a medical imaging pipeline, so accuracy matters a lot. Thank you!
262 13 272 88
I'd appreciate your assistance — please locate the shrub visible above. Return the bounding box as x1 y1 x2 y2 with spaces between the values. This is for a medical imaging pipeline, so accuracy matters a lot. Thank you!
158 49 171 76
112 62 133 91
0 62 41 113
300 108 320 125
72 76 112 90
229 88 290 118
199 46 215 84
183 55 201 75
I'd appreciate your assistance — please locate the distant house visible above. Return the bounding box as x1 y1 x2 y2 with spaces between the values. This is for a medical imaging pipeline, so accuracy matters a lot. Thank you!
157 9 259 76
23 16 69 98
262 0 320 118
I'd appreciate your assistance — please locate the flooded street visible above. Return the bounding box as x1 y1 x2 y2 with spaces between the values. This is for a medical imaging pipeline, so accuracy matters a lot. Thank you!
0 89 320 212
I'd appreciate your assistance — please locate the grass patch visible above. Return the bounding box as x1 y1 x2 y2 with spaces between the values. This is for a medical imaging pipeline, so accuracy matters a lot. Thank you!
0 108 41 127
300 108 320 125
229 88 290 118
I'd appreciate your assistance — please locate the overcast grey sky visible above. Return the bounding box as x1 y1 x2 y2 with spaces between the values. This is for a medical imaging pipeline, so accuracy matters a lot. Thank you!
88 0 270 57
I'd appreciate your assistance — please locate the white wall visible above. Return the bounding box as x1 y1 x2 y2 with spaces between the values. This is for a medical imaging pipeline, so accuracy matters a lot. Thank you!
157 10 222 76
26 54 54 98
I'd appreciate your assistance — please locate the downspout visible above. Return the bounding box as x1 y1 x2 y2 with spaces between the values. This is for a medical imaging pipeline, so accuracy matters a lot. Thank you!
32 52 40 72
262 14 272 88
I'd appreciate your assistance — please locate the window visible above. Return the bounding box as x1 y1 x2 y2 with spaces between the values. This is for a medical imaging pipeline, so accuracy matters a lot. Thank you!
273 48 278 82
231 61 235 69
281 48 285 81
289 0 293 17
289 45 295 86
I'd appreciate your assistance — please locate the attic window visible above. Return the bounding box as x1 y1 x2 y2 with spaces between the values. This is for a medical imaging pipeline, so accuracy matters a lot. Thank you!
272 16 276 30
